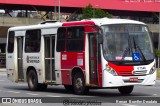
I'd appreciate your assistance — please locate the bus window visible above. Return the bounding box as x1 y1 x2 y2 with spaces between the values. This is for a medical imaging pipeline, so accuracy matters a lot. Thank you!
66 26 84 52
25 29 41 53
7 31 15 53
56 27 66 52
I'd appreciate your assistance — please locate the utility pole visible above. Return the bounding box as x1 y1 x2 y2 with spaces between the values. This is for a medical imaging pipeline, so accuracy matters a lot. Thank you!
158 12 160 69
54 0 57 20
58 0 60 21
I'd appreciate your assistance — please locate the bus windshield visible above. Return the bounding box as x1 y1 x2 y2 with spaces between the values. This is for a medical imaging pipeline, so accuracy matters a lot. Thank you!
102 24 154 62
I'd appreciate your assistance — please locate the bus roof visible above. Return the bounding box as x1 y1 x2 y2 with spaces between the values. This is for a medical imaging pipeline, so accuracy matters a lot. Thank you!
62 21 95 26
8 22 62 31
62 18 146 27
8 18 146 31
89 18 146 26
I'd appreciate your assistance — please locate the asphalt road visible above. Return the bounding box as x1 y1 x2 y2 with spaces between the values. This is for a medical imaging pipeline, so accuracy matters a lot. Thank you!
0 71 160 106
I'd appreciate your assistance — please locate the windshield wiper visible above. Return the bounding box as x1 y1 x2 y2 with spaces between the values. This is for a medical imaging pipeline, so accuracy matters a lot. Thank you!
121 44 130 61
120 34 132 62
132 37 147 63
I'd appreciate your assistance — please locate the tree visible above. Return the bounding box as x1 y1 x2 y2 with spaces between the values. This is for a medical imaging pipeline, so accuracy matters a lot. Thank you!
155 49 160 57
81 4 112 19
154 49 160 69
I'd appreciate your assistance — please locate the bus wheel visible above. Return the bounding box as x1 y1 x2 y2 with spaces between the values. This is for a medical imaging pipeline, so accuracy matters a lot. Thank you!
73 72 89 95
118 86 134 94
64 85 73 92
27 70 38 91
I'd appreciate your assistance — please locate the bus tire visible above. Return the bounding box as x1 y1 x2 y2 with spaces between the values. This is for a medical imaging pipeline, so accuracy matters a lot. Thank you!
64 85 73 92
27 70 38 91
73 72 89 95
118 86 134 94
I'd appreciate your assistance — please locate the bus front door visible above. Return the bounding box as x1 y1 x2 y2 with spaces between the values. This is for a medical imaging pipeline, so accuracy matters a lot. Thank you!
88 33 98 85
17 36 24 81
44 35 55 82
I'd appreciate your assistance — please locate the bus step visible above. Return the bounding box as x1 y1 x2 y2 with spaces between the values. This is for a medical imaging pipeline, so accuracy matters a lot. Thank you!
45 80 56 84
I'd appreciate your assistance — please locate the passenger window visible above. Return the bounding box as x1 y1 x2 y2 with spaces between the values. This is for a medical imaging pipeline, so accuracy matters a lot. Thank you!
66 26 84 52
56 27 66 52
25 29 41 53
7 31 15 53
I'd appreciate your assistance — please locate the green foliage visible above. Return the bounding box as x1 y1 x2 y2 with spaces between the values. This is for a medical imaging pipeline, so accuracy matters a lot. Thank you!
81 4 112 19
82 4 93 19
94 9 112 18
154 49 160 57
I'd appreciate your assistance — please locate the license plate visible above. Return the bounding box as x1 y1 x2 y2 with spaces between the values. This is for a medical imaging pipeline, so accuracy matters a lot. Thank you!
129 78 138 82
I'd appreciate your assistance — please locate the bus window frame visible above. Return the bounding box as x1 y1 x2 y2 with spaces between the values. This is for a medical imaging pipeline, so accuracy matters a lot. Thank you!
66 26 84 52
7 31 15 53
24 29 41 53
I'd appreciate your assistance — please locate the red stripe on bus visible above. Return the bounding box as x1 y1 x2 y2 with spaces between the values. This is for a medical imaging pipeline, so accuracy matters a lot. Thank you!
108 62 134 76
62 21 95 26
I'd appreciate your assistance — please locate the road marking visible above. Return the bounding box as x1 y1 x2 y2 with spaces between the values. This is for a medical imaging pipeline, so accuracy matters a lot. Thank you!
70 98 86 101
153 94 157 96
7 91 20 94
122 104 138 106
46 95 61 97
26 93 39 96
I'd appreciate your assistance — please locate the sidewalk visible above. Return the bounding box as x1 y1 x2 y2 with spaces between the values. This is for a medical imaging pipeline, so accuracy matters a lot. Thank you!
0 68 6 72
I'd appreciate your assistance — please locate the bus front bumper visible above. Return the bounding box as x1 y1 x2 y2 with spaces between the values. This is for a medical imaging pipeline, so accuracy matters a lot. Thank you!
102 69 157 87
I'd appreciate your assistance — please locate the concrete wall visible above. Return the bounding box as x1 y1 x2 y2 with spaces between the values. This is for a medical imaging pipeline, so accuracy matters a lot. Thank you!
148 24 159 33
0 17 159 32
0 17 43 40
0 17 43 26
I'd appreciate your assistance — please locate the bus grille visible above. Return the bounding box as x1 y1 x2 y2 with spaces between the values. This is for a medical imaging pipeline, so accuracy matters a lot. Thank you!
119 71 133 76
132 70 147 75
119 70 147 76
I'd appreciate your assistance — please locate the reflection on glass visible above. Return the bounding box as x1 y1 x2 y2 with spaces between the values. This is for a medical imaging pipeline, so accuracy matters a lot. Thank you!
102 24 154 62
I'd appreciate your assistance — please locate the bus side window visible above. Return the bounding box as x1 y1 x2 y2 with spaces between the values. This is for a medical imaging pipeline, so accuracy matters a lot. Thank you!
7 31 15 53
25 29 41 53
66 26 84 52
56 27 66 52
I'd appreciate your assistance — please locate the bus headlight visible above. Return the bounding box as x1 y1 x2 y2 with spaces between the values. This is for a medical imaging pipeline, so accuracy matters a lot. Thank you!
149 64 156 74
106 65 118 76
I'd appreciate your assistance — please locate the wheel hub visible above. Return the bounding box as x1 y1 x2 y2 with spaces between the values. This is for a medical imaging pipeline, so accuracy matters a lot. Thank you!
76 78 83 89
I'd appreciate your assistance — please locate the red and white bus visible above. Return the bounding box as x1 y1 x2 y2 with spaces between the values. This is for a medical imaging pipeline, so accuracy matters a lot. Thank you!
6 18 156 95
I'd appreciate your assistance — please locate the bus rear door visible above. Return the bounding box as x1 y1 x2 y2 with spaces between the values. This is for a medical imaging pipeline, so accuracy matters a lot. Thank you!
17 36 24 81
44 35 56 82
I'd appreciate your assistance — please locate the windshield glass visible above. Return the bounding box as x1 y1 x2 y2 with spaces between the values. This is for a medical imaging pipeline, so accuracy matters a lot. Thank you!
102 24 154 62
